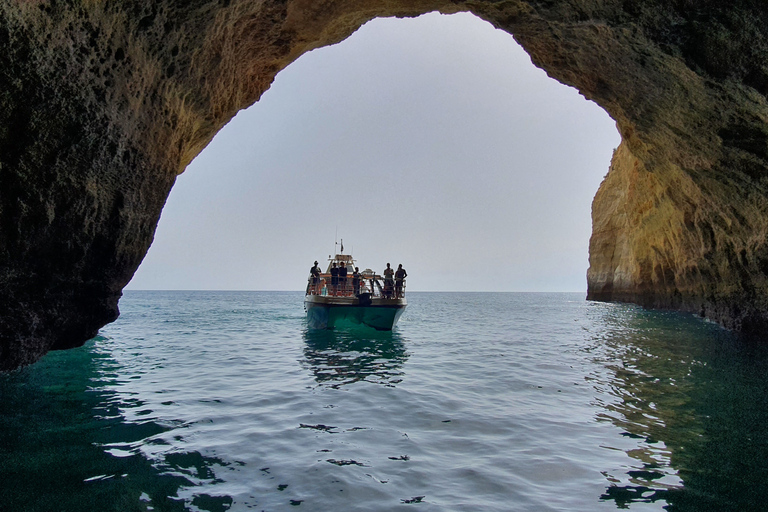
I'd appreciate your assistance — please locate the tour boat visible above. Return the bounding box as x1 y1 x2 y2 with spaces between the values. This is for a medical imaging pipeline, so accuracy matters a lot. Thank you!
304 251 407 330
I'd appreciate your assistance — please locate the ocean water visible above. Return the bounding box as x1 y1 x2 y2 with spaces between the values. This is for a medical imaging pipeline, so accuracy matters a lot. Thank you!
1 291 767 512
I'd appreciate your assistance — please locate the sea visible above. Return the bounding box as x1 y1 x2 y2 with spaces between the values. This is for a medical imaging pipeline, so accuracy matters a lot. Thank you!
1 291 767 512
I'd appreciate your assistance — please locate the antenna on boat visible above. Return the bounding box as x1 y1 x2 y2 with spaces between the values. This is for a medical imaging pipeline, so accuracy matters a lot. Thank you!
340 239 344 254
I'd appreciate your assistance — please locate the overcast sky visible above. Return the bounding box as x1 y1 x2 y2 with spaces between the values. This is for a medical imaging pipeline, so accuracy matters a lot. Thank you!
126 12 620 292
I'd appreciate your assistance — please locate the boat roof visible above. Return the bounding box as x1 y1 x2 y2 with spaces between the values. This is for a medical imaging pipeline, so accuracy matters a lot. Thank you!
325 253 355 273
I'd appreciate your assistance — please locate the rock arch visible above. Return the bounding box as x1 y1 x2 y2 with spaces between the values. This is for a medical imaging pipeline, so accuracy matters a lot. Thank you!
1 0 767 369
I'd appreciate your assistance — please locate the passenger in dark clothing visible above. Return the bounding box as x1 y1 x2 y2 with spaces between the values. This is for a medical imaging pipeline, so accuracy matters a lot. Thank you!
330 262 339 295
352 267 361 296
395 264 407 298
383 263 394 298
339 262 348 295
307 260 321 295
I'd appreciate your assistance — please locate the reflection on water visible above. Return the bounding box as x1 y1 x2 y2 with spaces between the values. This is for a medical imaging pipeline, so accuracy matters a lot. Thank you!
0 336 232 512
588 304 768 510
5 292 768 511
302 328 409 388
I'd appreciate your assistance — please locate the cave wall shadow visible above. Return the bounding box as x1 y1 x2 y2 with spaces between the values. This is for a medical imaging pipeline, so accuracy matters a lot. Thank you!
586 305 768 511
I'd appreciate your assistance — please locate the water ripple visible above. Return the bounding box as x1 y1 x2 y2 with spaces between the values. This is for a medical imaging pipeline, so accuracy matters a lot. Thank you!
1 292 766 511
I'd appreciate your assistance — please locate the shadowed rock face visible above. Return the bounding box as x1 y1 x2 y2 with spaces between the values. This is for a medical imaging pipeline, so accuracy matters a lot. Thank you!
1 1 767 369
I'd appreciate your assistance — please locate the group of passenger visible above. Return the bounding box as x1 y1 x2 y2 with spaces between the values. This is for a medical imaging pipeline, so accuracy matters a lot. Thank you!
307 260 407 298
328 261 358 296
383 262 408 298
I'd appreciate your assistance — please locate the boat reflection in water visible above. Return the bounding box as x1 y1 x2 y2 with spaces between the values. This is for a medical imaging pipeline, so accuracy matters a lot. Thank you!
305 251 406 331
302 329 408 388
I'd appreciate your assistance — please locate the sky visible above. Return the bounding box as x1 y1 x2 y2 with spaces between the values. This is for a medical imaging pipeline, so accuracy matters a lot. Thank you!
126 12 621 292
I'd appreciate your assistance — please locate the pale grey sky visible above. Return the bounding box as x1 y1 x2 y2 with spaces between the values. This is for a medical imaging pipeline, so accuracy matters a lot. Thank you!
127 12 620 292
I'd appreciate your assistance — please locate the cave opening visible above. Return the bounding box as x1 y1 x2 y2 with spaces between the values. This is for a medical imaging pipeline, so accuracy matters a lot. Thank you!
127 12 620 293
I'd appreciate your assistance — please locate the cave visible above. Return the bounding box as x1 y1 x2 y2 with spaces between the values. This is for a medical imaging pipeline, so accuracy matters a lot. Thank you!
1 0 768 370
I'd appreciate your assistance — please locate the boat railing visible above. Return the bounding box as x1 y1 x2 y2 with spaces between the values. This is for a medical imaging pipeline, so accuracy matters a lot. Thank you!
306 274 406 299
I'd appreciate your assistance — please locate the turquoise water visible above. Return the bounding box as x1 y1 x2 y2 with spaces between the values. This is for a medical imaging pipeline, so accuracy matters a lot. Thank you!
1 291 766 511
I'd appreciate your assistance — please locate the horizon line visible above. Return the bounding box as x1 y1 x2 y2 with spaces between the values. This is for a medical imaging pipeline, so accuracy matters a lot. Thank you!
123 289 588 294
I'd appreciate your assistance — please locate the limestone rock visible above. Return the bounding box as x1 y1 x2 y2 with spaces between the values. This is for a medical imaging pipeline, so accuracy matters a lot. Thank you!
1 0 768 369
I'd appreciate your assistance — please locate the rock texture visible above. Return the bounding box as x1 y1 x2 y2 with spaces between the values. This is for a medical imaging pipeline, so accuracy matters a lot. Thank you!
1 1 768 369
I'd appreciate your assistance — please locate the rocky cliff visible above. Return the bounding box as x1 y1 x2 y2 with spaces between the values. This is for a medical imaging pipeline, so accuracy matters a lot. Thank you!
1 0 767 370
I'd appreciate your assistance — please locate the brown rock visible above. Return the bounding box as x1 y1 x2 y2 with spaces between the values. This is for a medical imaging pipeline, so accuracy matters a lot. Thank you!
1 1 768 369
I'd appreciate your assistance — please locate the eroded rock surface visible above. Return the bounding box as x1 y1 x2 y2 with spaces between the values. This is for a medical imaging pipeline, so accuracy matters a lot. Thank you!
1 0 767 369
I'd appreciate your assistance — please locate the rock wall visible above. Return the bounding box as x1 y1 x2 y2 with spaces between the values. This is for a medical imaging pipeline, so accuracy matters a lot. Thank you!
578 3 768 333
1 0 768 369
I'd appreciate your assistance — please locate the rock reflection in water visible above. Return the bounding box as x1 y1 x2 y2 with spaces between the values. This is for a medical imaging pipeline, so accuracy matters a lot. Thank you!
0 336 235 512
302 328 408 388
588 304 768 511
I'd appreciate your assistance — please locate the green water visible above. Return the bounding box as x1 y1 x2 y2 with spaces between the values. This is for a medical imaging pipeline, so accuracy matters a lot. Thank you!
1 292 766 511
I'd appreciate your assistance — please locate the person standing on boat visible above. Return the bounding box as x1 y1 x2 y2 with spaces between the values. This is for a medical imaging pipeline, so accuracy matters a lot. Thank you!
330 262 339 296
383 263 394 298
339 262 348 296
308 260 321 295
352 267 361 296
395 264 407 298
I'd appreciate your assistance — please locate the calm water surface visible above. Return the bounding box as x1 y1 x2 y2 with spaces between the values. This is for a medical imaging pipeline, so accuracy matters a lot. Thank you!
1 292 767 511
